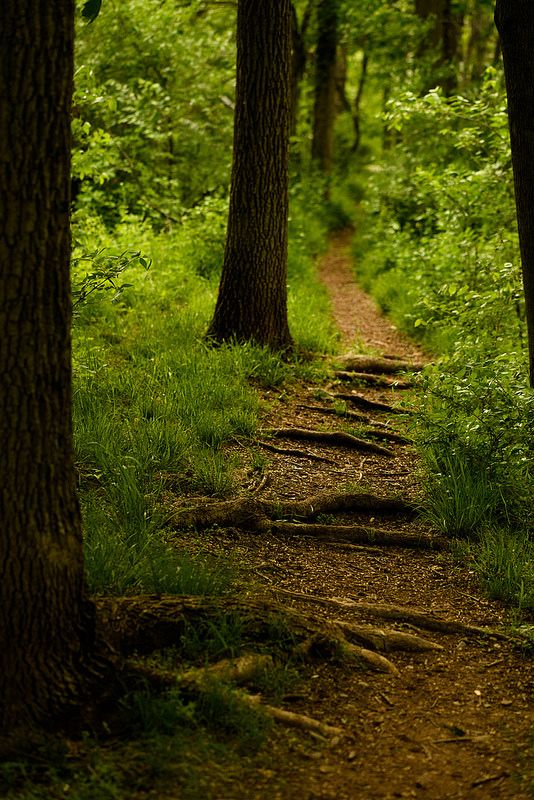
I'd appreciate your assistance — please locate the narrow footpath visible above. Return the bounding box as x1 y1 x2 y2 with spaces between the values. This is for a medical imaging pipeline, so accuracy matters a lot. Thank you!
177 233 534 799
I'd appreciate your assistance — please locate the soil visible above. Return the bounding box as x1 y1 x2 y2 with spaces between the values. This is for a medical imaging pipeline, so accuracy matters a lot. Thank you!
171 232 534 800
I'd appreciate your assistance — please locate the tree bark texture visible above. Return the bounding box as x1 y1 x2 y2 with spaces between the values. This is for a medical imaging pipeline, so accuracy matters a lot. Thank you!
207 0 293 351
0 0 101 734
495 0 534 386
311 0 338 173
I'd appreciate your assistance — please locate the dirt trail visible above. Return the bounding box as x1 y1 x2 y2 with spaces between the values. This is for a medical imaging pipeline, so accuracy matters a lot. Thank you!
182 234 534 799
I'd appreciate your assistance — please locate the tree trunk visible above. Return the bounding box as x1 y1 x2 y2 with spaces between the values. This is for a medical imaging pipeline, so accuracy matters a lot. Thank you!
441 0 464 93
465 5 496 83
0 0 106 736
415 0 463 93
351 50 369 153
290 0 312 137
495 0 534 387
415 0 446 50
207 0 293 351
311 0 339 174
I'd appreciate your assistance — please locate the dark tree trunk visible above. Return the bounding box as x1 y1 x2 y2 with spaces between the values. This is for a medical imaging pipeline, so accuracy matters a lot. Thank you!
312 0 339 173
0 0 106 736
495 0 534 387
415 0 446 50
415 0 462 93
441 0 464 93
290 0 312 137
334 48 369 155
207 0 293 351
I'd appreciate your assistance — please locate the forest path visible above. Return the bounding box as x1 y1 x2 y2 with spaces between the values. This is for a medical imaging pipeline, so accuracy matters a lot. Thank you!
172 234 533 799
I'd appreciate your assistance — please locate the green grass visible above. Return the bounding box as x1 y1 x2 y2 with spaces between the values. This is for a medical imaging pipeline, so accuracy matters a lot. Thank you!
420 450 505 538
71 197 337 579
0 645 303 799
469 527 534 610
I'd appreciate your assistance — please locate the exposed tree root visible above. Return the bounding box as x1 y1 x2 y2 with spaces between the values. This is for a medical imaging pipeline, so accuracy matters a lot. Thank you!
269 522 447 551
344 601 508 638
332 392 406 414
254 700 344 737
293 634 399 676
334 370 413 389
334 621 444 653
297 403 368 423
358 428 411 446
335 355 426 374
180 654 274 688
297 405 411 444
133 653 345 738
95 595 425 678
169 490 416 531
269 589 504 638
277 492 416 518
263 427 395 457
97 595 329 655
257 440 335 464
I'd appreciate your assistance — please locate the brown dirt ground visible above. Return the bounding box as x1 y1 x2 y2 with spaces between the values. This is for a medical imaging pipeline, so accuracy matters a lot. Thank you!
172 232 534 800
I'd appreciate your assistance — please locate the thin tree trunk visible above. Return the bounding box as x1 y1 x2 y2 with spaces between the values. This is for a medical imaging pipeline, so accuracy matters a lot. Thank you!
207 0 293 351
352 51 369 153
0 0 107 736
290 0 312 137
495 0 534 386
312 0 339 174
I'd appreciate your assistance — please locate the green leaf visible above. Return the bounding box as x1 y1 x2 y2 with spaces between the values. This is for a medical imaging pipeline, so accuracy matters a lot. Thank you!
82 0 102 23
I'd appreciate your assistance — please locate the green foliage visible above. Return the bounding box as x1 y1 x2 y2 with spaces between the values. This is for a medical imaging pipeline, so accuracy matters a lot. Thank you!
469 528 534 610
179 615 246 663
415 357 534 537
195 683 272 753
353 68 533 613
252 661 301 703
71 248 151 312
0 679 272 798
83 508 235 596
74 0 236 223
356 71 518 346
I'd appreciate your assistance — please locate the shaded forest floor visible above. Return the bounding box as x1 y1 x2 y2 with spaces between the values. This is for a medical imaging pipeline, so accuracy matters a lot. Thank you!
167 231 534 799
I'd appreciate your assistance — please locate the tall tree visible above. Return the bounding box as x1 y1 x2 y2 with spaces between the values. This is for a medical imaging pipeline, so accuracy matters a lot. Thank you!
290 0 313 137
0 0 107 736
207 0 293 351
311 0 339 173
415 0 463 93
495 0 534 387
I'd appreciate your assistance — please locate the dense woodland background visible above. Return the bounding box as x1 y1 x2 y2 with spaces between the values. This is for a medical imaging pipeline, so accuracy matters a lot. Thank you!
70 0 532 565
1 0 533 796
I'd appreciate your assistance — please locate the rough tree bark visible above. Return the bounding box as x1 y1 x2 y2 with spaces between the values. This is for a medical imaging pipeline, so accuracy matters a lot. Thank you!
495 0 534 387
207 0 293 351
0 0 108 737
311 0 339 173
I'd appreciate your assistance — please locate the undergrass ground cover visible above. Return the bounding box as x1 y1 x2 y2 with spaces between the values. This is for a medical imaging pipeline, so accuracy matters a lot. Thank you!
351 73 534 610
72 185 338 597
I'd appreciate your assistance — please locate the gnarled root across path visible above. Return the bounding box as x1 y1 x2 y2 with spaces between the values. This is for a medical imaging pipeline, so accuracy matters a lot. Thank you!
162 231 533 799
